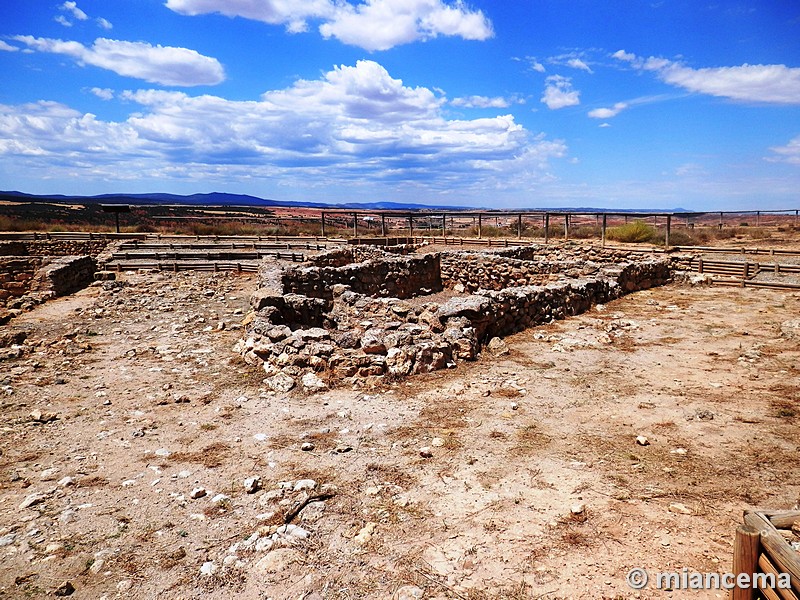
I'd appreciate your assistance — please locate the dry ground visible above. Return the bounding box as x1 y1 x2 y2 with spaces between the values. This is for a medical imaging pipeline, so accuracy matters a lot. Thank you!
0 271 798 599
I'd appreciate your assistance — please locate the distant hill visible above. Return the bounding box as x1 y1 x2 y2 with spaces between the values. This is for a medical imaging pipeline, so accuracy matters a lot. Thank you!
0 190 476 211
0 190 692 213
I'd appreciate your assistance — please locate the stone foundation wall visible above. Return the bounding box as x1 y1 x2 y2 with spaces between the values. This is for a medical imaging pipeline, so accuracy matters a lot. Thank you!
22 240 111 257
438 258 672 342
281 253 442 300
0 257 46 305
490 243 656 263
237 249 673 391
440 251 596 292
1 255 96 314
0 242 27 256
32 255 97 296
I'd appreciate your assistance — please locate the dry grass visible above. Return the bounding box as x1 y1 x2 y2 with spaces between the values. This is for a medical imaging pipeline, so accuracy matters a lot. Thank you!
365 463 416 487
78 475 110 488
167 442 231 469
509 423 551 455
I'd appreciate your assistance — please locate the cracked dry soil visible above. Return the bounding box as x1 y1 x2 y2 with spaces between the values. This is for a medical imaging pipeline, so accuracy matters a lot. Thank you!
1 269 799 599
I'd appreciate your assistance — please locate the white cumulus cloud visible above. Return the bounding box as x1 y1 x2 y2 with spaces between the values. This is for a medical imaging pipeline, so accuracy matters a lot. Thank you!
588 101 628 119
165 0 335 31
768 135 800 164
567 58 592 73
96 18 113 30
321 0 493 51
0 41 19 52
451 95 519 109
541 75 580 110
0 60 565 192
61 2 88 21
613 49 800 105
166 0 493 51
89 87 114 100
12 36 225 87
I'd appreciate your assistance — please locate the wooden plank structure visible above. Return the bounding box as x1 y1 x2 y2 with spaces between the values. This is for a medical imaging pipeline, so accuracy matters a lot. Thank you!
731 510 800 600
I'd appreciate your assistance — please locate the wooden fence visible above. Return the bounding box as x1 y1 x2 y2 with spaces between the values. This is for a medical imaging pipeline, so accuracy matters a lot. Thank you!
732 510 800 600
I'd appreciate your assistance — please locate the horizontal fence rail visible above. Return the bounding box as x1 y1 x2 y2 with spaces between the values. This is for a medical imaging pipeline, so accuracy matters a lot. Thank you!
110 251 306 261
105 261 262 273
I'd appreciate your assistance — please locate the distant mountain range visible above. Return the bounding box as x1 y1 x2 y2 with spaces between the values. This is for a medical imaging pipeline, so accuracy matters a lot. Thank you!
0 190 691 213
0 190 475 211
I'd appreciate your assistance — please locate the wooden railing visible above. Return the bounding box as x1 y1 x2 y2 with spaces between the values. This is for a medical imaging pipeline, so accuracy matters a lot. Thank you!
732 510 800 600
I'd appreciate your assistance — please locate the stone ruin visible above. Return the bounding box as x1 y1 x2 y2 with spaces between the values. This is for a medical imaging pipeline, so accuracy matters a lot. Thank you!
235 243 674 391
0 241 99 323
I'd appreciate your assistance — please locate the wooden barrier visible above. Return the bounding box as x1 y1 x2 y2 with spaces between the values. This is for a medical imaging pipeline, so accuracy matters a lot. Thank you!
111 261 261 273
731 511 800 600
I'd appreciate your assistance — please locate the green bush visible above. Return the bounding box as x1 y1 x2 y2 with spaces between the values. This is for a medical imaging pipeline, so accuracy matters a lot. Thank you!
605 221 657 243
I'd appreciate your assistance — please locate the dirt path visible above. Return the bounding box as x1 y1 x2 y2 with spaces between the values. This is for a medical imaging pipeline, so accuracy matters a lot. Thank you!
0 273 798 599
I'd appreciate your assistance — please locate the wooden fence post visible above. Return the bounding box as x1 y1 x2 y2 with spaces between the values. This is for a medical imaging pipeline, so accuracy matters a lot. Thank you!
602 214 607 248
665 215 672 248
544 213 550 244
730 524 760 600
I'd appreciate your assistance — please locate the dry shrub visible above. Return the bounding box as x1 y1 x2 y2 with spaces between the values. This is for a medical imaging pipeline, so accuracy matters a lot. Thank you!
606 221 657 243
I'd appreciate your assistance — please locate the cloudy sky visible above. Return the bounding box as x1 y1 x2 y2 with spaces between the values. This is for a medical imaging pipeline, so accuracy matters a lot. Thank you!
1 1 799 209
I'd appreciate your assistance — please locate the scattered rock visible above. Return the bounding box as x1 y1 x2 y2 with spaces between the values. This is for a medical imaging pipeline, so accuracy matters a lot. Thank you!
635 435 650 446
29 409 57 423
39 467 59 481
353 522 377 546
395 585 424 600
199 561 216 576
487 337 510 356
244 476 262 494
294 479 317 492
301 442 315 452
54 581 75 596
419 447 433 458
570 503 586 515
266 373 295 393
300 372 327 392
253 548 303 574
668 503 693 515
19 492 47 509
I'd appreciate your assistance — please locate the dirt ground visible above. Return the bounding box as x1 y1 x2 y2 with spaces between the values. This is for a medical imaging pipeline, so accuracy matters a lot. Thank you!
1 270 799 599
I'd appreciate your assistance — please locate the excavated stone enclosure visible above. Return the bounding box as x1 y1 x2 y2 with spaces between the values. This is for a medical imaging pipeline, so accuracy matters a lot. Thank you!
0 241 97 317
237 244 673 391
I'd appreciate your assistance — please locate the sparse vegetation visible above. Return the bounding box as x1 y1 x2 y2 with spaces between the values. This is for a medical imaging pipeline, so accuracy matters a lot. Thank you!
606 220 657 243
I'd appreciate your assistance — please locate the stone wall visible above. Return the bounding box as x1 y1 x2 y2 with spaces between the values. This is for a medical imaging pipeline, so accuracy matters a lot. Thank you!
440 251 595 292
0 242 27 256
0 257 45 305
490 243 657 263
438 258 672 342
32 255 97 296
22 240 111 257
237 248 673 391
281 253 442 300
1 255 96 314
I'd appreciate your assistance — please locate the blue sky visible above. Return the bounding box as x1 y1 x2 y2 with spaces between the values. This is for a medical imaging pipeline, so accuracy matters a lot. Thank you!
1 1 799 209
